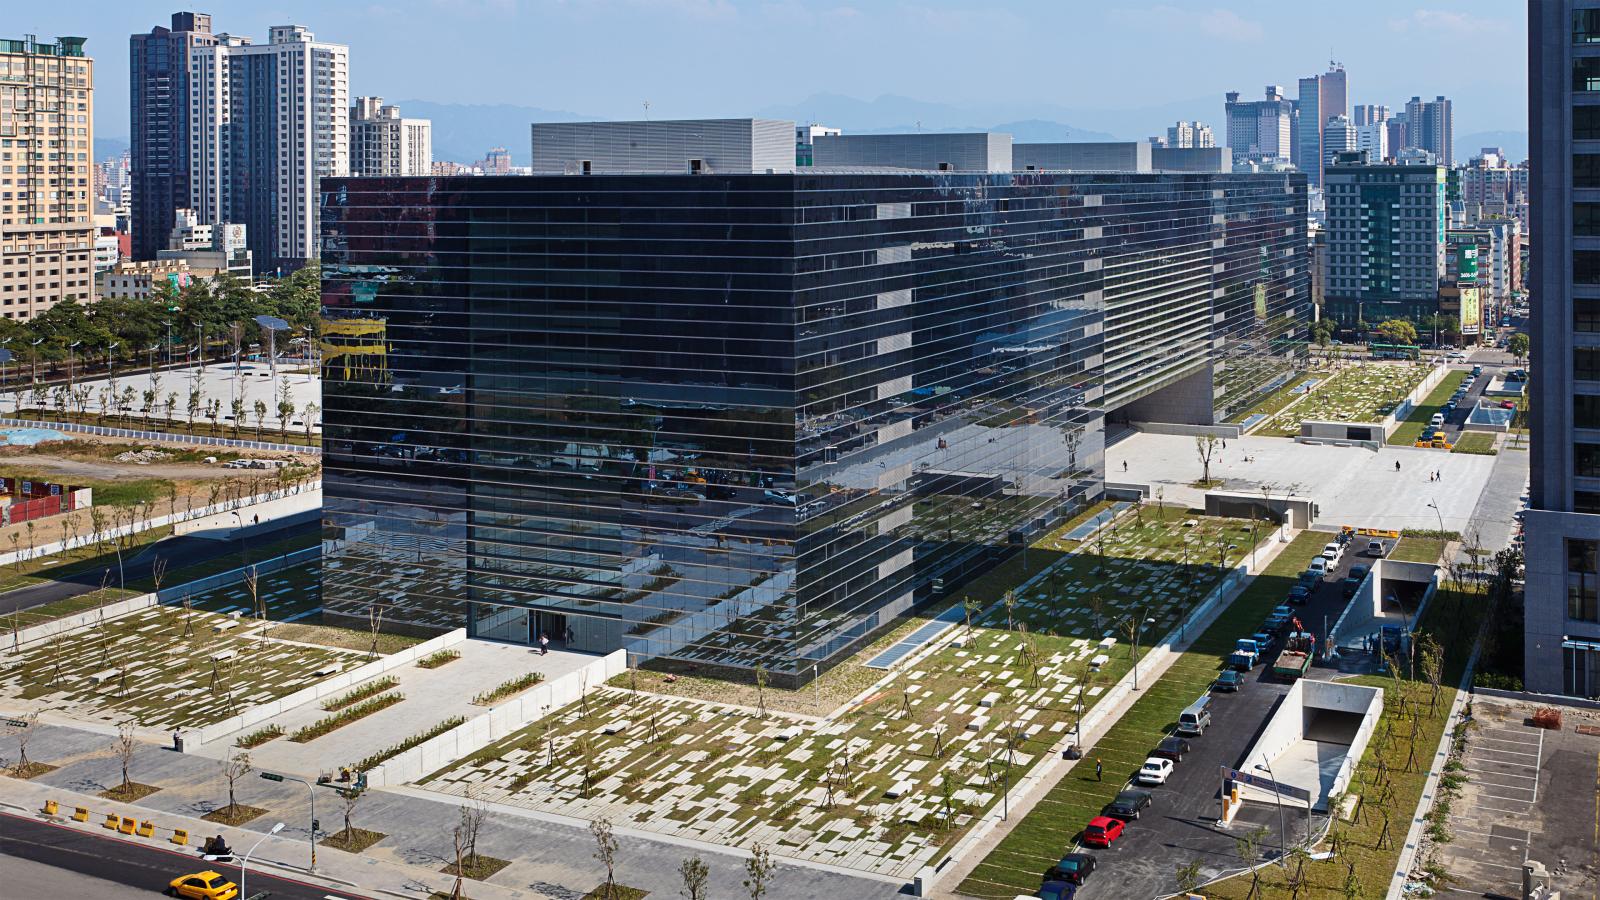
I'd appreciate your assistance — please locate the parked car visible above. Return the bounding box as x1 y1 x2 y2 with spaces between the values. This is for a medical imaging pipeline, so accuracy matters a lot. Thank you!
1321 542 1344 564
1045 853 1098 885
1037 880 1079 900
1307 557 1330 577
1136 757 1175 785
1081 815 1126 848
1152 736 1192 762
1342 565 1370 598
1213 669 1243 692
1367 539 1386 557
1287 585 1311 605
1103 789 1153 821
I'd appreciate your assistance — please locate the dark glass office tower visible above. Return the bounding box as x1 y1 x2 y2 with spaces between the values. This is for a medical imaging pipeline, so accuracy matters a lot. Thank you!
129 12 215 260
319 170 1304 682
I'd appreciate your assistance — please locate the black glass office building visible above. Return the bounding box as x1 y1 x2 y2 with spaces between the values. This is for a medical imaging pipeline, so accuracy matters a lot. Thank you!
319 171 1305 682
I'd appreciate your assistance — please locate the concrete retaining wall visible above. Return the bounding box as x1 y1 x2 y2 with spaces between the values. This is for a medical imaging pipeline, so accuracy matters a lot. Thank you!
1234 679 1383 811
1131 421 1244 440
3 545 319 654
364 649 627 786
193 628 468 745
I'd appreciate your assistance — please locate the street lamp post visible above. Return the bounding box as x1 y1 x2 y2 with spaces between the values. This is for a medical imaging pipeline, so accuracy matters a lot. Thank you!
239 821 286 899
1130 611 1156 690
259 771 316 872
1255 759 1288 864
1426 499 1445 537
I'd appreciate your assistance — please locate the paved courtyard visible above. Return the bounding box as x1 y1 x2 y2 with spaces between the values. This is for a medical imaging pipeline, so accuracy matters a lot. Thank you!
1113 432 1497 534
4 361 321 434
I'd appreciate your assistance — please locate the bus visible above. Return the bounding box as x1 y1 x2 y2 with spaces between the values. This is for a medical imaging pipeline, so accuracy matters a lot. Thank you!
1370 342 1421 360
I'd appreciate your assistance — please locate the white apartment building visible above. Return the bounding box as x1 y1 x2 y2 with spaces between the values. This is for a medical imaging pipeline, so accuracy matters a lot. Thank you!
351 97 432 177
189 25 348 273
1355 121 1388 160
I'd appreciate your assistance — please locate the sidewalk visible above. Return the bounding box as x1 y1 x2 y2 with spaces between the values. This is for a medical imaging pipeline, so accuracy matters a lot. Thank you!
926 529 1300 897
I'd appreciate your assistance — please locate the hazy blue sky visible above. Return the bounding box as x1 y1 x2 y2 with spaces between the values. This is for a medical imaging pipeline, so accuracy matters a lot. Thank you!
36 1 1527 142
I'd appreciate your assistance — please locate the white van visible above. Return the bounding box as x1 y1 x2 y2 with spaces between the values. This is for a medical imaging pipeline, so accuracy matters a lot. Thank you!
1177 695 1213 736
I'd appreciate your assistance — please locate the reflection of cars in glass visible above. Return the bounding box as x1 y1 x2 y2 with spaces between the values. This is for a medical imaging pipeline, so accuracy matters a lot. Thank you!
764 489 797 505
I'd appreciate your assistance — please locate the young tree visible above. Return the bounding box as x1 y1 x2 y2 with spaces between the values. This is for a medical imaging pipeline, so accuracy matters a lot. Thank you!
205 397 222 435
1003 589 1016 631
8 709 39 775
678 854 710 900
1176 859 1204 894
229 397 245 438
222 747 253 815
1195 433 1221 485
753 664 769 719
164 391 179 428
113 722 137 790
458 788 488 867
339 781 365 843
302 401 320 441
186 386 202 433
590 816 619 900
252 399 267 440
743 842 776 900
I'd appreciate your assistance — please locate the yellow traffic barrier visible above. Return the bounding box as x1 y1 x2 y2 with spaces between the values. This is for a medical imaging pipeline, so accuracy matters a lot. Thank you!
101 813 119 830
171 828 189 847
41 799 57 816
72 806 89 822
118 816 136 835
137 821 155 838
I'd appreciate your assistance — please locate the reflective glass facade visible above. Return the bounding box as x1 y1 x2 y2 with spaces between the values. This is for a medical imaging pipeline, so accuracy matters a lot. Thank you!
319 171 1305 682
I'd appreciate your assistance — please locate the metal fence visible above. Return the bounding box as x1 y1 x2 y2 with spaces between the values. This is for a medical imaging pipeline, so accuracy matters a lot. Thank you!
0 417 318 454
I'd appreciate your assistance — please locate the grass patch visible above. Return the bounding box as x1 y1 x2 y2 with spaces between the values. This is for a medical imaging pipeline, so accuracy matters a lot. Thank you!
1450 431 1497 455
471 672 544 707
235 724 284 749
1388 370 1467 445
267 619 430 655
956 531 1328 899
1262 363 1432 437
417 648 460 669
201 804 267 826
288 692 403 743
1390 537 1448 564
321 676 399 711
440 854 512 880
99 782 161 803
8 761 57 779
319 827 385 853
356 715 466 772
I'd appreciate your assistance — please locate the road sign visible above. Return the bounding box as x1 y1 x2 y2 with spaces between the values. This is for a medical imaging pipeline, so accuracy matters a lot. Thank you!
260 772 285 782
1219 765 1312 804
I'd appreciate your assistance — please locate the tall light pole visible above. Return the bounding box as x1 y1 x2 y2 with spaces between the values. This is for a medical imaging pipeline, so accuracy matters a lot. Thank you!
1130 610 1155 690
1255 759 1287 864
1426 499 1445 536
239 821 285 899
197 324 205 372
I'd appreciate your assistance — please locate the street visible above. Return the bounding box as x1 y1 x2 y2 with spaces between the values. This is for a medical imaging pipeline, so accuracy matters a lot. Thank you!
0 811 369 900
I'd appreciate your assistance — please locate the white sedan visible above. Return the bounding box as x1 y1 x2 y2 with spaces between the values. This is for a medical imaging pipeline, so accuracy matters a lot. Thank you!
1135 757 1175 786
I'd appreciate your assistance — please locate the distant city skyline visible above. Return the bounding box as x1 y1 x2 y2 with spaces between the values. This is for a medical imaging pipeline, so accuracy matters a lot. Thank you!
39 1 1527 154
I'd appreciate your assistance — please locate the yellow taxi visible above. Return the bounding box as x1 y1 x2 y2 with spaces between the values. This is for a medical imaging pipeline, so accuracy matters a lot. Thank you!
166 871 239 900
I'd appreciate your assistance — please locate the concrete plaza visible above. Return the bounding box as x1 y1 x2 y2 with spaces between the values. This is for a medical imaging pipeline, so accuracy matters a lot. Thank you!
1112 432 1500 534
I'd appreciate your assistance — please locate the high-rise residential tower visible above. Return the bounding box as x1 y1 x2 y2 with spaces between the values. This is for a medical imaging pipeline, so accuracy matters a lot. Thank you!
1525 0 1600 695
350 97 432 177
134 16 348 275
1322 115 1357 169
0 35 95 320
1321 150 1446 325
1404 95 1454 166
129 12 215 262
1167 121 1215 149
1352 104 1390 127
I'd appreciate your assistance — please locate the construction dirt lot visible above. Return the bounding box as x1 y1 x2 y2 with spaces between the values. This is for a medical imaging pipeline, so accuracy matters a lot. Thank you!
1432 695 1600 898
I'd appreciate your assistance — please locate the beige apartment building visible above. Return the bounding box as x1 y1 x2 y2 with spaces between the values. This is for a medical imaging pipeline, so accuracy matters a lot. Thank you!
0 35 95 320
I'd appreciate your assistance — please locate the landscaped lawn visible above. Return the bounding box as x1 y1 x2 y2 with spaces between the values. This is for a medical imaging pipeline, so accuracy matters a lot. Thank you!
1226 372 1322 427
1390 536 1448 564
423 507 1265 880
1450 431 1497 455
954 531 1328 899
0 604 362 729
1388 370 1468 446
1262 363 1433 437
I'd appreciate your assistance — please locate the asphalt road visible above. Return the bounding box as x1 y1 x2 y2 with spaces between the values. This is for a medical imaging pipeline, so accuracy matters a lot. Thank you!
0 517 317 616
0 812 368 900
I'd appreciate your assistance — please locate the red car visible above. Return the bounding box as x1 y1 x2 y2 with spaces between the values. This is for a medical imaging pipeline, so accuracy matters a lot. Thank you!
1500 400 1517 409
1081 815 1125 848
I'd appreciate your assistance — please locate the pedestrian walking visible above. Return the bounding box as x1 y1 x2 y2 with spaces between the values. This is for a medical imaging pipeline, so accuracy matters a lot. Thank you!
1122 460 1128 472
538 632 549 655
1095 758 1103 781
1395 460 1402 472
